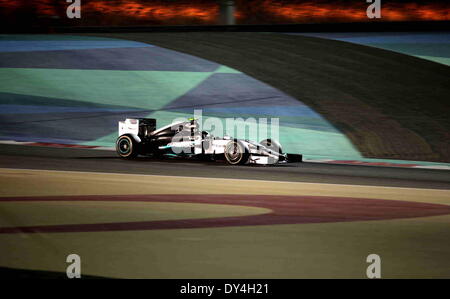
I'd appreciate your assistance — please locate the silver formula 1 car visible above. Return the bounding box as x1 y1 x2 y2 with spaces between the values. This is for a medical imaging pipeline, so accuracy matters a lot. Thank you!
116 118 302 165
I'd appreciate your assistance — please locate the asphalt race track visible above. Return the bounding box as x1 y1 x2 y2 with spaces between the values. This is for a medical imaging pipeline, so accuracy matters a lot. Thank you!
0 144 449 189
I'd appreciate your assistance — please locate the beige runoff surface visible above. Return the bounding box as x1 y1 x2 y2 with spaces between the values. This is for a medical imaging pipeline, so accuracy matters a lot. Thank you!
1 168 449 204
0 168 449 278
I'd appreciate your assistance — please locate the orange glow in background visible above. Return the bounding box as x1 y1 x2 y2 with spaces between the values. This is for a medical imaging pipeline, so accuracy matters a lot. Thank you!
83 1 218 23
240 1 450 23
0 0 448 25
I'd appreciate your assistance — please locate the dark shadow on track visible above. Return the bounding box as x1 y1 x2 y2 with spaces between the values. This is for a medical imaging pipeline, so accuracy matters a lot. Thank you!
75 155 300 168
0 266 107 279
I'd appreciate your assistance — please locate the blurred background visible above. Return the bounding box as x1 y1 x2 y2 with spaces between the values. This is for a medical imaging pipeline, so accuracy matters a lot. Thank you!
0 0 449 31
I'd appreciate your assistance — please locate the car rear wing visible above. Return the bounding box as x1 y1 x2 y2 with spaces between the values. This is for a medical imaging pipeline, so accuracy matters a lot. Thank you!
119 118 156 137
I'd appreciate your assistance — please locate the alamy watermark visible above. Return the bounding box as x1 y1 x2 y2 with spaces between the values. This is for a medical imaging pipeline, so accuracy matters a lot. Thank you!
366 253 381 278
66 0 81 19
169 109 280 154
66 253 81 278
366 0 382 19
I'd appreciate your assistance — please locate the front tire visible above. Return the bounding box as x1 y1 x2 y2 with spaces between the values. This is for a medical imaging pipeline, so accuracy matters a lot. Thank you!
116 135 139 159
224 140 249 165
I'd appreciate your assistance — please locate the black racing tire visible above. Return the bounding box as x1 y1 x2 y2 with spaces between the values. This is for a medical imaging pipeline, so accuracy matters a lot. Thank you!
224 140 249 165
259 138 283 154
116 135 139 159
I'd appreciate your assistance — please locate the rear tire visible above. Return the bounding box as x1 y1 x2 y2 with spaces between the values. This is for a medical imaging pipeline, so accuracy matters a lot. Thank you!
224 140 249 165
116 135 139 159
